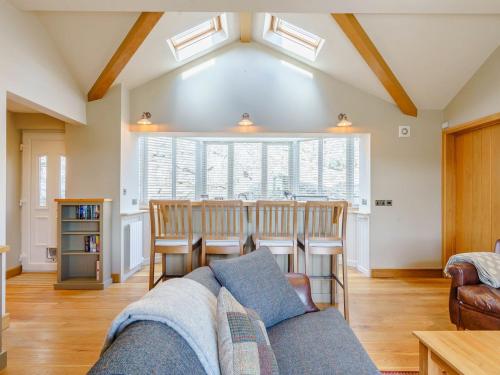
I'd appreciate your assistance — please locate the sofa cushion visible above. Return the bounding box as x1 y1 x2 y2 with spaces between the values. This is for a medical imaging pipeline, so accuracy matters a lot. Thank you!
210 247 306 327
268 308 379 375
458 284 500 315
217 287 279 375
89 321 206 375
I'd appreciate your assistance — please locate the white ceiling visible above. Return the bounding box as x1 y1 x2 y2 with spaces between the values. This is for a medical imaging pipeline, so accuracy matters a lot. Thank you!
254 13 500 109
11 0 500 14
118 12 239 89
34 10 500 110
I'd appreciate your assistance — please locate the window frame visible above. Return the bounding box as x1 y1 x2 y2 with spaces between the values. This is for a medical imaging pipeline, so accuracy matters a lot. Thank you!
263 14 325 61
167 14 228 62
270 16 322 51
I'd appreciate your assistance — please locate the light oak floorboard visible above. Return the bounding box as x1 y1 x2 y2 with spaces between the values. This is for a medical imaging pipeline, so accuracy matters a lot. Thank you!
2 268 453 374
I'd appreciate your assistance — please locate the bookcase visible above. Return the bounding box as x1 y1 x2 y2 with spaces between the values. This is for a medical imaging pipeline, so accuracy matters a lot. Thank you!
54 199 112 290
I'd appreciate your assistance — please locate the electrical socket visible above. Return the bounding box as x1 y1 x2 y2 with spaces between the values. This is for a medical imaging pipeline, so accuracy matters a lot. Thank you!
375 200 393 207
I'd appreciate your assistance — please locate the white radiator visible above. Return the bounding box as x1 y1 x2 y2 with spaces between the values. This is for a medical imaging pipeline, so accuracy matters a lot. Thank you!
127 221 144 270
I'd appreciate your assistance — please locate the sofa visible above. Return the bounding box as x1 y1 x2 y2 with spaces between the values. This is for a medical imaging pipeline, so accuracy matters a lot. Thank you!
90 267 379 374
448 240 500 330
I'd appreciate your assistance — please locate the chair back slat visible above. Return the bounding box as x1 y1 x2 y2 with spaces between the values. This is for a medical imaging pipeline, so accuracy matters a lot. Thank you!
149 200 192 241
202 200 244 241
304 201 348 243
255 201 297 241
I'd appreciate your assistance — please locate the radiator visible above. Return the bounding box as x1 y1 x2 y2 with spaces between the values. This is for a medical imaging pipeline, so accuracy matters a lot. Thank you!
127 221 144 270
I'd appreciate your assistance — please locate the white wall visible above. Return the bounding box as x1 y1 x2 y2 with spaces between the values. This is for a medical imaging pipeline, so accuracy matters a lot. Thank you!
0 0 86 297
445 46 500 126
130 43 443 269
120 89 141 213
0 0 86 125
65 86 122 275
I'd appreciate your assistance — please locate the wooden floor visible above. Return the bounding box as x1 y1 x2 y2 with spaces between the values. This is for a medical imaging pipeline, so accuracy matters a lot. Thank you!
1 268 454 374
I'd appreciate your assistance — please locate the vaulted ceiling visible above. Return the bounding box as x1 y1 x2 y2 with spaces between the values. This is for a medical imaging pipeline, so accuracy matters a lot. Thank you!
31 5 500 111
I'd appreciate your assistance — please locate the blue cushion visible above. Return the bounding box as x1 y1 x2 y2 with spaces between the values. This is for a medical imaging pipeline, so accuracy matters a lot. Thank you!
209 247 306 327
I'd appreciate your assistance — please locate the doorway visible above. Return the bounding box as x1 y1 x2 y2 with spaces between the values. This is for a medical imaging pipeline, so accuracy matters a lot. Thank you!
21 132 66 272
442 114 500 267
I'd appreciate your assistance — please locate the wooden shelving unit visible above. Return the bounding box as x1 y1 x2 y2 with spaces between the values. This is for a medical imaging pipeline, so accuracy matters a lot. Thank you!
54 199 112 290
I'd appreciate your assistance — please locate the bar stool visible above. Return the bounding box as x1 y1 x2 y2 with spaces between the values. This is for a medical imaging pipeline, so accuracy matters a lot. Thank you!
298 201 349 321
149 200 201 290
201 200 244 266
252 200 298 272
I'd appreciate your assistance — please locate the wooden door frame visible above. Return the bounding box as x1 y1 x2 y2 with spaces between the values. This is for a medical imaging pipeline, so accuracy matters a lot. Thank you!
442 112 500 268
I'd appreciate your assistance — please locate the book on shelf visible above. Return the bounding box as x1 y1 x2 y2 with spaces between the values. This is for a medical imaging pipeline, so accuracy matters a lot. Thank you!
75 205 100 220
84 235 100 253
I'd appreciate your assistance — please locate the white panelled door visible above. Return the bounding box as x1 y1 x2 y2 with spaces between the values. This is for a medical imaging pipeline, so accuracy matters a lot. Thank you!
22 133 66 271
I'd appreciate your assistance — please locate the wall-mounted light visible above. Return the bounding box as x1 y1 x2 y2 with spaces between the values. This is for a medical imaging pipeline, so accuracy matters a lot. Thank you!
238 113 253 126
336 113 352 127
137 112 152 125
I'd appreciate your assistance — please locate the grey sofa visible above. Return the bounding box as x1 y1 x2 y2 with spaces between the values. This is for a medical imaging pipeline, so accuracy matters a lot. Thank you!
89 267 379 375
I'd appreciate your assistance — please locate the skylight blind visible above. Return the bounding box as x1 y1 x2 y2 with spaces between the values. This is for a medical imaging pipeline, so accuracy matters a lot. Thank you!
233 143 262 199
298 139 319 194
266 143 291 199
175 138 197 199
205 143 229 199
143 137 172 200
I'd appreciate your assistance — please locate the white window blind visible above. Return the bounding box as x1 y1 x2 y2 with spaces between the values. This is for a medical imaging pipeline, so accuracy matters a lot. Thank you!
233 143 262 199
266 143 291 198
323 138 347 199
298 139 319 194
142 137 173 200
175 138 197 199
140 136 363 205
205 143 229 199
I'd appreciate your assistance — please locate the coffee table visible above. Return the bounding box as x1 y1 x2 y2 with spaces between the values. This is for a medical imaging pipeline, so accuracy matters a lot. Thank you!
413 331 500 375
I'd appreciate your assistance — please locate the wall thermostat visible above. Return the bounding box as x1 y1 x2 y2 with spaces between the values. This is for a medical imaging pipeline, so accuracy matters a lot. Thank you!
399 125 411 138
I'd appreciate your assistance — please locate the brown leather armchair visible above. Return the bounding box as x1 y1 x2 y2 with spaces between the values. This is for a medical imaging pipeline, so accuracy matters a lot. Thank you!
285 273 320 313
448 240 500 330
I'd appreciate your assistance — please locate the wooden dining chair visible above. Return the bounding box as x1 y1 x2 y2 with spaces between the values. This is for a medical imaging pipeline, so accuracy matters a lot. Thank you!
201 200 244 266
252 200 298 272
149 200 201 290
298 200 349 321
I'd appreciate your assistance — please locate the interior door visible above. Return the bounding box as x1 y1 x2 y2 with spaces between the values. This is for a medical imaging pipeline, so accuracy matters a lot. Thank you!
451 123 500 255
22 133 66 271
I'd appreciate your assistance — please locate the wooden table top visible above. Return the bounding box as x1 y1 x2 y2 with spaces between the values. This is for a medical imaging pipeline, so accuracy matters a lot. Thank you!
413 331 500 375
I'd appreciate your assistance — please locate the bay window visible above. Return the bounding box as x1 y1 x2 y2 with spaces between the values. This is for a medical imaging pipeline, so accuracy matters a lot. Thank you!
139 135 367 207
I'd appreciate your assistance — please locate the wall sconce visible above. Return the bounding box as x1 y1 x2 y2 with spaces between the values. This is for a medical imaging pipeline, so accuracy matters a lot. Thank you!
238 113 253 126
137 112 152 125
336 113 352 127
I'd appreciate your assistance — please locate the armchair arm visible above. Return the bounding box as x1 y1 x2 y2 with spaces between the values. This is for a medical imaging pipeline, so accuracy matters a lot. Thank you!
285 273 320 313
447 262 480 327
447 262 480 288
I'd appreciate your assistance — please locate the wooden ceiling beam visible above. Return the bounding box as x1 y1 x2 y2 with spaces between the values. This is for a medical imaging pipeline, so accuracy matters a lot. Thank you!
331 13 417 117
240 12 252 43
87 12 164 102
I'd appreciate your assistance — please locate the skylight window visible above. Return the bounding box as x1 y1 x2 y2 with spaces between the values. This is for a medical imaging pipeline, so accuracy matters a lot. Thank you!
168 14 228 62
263 14 324 61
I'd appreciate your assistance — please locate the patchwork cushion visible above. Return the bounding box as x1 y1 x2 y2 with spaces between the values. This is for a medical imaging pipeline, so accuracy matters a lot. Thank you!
217 287 279 375
210 247 306 327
